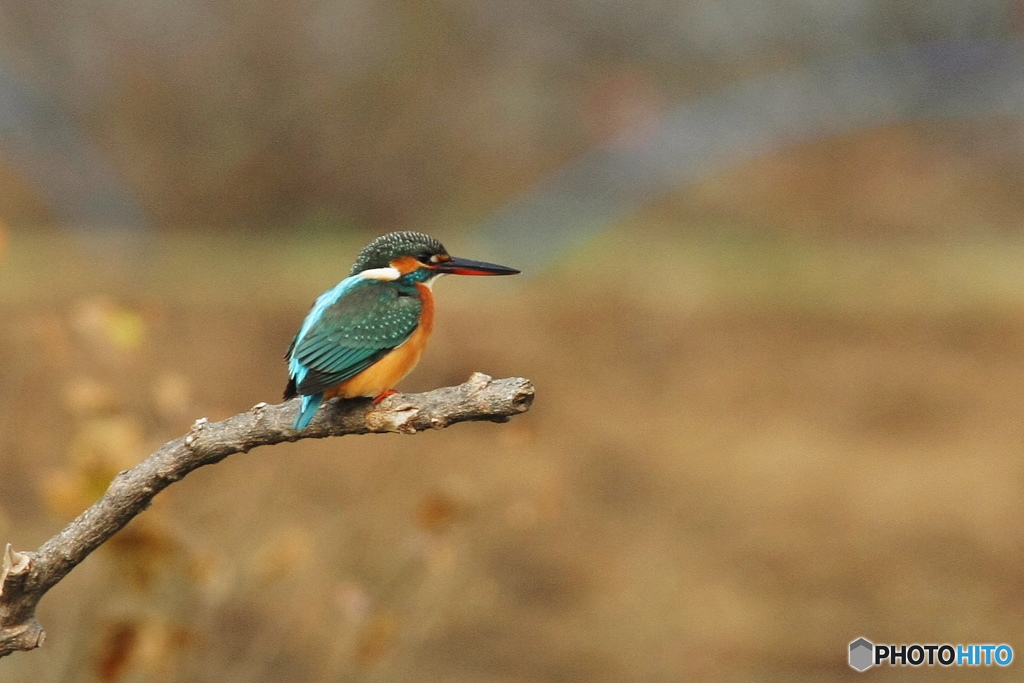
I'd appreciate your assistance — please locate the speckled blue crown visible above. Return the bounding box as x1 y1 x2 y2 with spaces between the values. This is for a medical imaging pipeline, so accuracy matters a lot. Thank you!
350 231 447 274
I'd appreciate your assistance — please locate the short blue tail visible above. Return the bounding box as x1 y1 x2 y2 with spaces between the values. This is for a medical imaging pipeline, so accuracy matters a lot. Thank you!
293 393 324 430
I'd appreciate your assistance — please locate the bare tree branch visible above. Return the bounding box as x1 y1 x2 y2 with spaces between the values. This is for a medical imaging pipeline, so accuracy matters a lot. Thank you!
0 373 534 658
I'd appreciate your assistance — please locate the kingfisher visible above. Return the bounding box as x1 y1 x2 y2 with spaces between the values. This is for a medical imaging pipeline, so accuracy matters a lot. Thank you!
284 231 520 429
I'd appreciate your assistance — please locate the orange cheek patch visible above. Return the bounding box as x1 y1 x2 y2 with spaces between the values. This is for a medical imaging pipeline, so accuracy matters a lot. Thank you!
390 256 425 275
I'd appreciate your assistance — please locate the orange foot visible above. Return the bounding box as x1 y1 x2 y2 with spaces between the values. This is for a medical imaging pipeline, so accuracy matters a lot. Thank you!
372 389 400 405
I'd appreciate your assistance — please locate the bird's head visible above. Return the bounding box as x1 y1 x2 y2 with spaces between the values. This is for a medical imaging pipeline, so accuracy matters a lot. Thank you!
351 231 520 284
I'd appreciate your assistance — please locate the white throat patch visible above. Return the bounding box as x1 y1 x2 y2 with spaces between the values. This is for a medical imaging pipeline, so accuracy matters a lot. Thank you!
422 273 446 290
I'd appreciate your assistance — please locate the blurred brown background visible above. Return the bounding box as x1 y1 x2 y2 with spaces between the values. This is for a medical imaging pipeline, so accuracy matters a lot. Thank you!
3 2 1024 681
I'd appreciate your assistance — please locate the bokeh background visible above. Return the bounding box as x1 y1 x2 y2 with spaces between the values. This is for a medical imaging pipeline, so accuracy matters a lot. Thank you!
3 2 1024 681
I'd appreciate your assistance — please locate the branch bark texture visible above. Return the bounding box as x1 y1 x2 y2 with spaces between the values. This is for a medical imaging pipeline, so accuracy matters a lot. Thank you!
0 373 534 658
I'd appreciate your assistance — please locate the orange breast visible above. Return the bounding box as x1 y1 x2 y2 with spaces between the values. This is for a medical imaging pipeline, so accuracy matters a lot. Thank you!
325 282 435 399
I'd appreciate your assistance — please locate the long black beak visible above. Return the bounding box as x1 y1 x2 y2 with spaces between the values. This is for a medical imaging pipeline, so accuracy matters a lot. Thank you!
435 255 520 276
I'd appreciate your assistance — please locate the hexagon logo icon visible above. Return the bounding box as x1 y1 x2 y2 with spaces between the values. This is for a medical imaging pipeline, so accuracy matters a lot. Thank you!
849 638 874 671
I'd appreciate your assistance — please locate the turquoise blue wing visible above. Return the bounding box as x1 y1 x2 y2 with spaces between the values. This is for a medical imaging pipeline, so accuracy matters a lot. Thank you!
288 280 422 396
